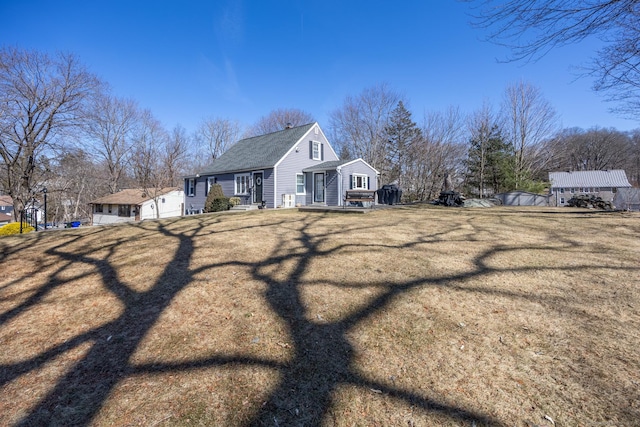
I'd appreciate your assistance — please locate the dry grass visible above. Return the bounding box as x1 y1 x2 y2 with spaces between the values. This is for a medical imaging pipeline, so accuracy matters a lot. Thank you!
1 205 639 426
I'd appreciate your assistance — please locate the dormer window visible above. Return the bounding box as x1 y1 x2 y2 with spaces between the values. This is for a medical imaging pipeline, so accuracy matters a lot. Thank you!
312 141 321 160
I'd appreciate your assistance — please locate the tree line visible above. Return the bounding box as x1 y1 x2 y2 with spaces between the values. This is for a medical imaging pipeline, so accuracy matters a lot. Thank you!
2 46 639 225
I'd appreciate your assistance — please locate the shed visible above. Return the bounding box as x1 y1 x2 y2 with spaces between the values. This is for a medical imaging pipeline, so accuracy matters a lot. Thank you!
495 191 550 206
613 188 640 211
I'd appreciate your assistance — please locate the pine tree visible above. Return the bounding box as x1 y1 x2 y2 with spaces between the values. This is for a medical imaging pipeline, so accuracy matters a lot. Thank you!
384 101 421 186
465 124 511 197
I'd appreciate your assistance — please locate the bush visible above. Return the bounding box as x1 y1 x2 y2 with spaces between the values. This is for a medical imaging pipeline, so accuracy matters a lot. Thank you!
208 184 225 199
207 197 231 212
0 222 35 236
229 197 241 207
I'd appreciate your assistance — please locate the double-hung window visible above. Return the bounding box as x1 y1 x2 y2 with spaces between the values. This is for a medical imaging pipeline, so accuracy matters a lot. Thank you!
296 173 306 194
187 178 195 196
352 173 368 190
235 173 251 195
312 141 321 160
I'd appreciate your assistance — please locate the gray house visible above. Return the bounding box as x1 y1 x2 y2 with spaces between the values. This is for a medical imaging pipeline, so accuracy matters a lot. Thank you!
184 122 379 211
549 170 632 207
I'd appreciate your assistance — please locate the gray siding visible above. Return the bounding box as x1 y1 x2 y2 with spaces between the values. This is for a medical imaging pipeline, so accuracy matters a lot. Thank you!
325 170 340 206
551 187 616 206
262 169 274 206
184 176 208 213
215 173 236 198
304 173 313 206
275 126 338 207
342 160 379 197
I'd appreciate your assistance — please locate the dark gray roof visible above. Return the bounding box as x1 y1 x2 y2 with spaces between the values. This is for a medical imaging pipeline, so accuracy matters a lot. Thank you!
549 170 631 188
302 160 350 172
199 123 316 175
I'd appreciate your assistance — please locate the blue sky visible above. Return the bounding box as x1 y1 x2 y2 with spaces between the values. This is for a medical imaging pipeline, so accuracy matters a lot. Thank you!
2 0 638 135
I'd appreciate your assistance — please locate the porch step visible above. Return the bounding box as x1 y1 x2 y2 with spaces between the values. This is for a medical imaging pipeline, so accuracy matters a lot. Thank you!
230 204 259 211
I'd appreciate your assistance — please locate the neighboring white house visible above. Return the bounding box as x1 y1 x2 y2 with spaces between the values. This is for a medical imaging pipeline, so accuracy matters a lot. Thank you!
89 188 184 225
549 170 632 207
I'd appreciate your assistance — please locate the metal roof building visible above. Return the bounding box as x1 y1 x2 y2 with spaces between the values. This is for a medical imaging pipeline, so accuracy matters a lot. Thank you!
549 170 631 189
548 170 632 207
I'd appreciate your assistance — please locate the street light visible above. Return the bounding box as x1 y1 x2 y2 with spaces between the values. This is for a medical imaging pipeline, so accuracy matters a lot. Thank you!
43 187 47 230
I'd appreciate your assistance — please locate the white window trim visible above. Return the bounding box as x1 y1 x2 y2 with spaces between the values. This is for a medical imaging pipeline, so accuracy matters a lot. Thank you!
234 173 251 195
312 141 321 160
352 173 368 190
296 173 306 195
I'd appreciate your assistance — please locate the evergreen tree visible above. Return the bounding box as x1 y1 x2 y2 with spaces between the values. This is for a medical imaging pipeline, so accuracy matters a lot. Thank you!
383 101 421 186
465 123 511 197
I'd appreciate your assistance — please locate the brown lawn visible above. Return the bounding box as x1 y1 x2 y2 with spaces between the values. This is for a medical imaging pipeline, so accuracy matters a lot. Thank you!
0 205 639 426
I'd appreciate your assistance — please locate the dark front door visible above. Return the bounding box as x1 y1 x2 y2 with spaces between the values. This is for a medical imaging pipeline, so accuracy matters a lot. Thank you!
314 173 325 203
253 172 263 204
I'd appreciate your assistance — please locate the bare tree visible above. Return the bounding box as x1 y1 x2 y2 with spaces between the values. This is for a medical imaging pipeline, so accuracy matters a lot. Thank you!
193 117 240 163
545 126 632 172
0 47 100 220
328 83 402 171
49 149 103 223
85 94 140 194
246 108 314 137
130 113 188 219
629 129 640 186
404 107 467 201
502 81 559 189
466 0 640 117
164 124 189 187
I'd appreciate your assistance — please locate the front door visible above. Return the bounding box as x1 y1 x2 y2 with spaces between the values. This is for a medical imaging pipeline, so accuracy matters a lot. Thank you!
314 173 325 203
253 172 263 204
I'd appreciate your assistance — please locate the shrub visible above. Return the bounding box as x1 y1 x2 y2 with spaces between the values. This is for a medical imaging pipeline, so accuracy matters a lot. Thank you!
229 197 241 207
208 184 225 199
207 197 231 212
204 184 231 212
0 222 35 236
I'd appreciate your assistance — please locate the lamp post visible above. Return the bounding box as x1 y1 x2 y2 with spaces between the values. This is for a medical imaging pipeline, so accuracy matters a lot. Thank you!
43 187 47 230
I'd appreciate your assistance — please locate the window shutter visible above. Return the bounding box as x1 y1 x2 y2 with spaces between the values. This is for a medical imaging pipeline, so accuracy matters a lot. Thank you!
193 180 196 196
321 143 324 161
367 176 370 189
309 140 313 159
349 175 353 189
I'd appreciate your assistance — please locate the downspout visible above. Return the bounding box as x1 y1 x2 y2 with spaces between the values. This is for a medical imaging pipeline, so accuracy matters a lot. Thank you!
337 166 342 207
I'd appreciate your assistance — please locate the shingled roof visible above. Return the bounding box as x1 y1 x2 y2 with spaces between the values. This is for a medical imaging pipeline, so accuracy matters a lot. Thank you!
549 170 632 188
199 122 316 175
90 188 180 205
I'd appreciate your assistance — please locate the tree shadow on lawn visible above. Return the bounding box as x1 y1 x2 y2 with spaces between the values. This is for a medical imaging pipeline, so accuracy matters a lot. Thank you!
0 210 637 426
